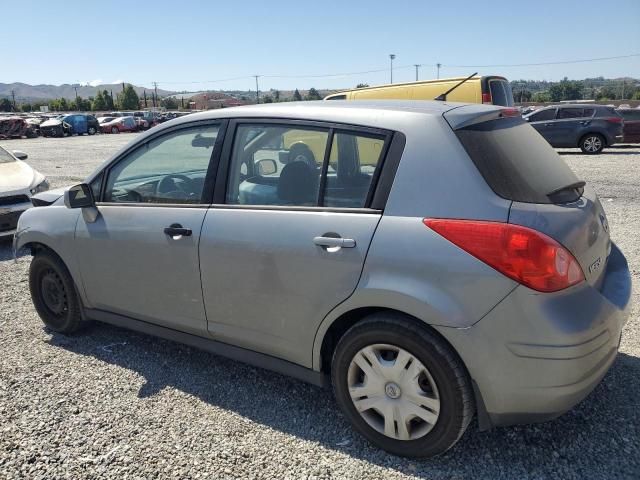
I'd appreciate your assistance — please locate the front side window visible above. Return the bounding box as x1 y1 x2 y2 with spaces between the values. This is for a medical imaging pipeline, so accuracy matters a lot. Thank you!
104 124 219 204
226 124 386 208
528 109 556 122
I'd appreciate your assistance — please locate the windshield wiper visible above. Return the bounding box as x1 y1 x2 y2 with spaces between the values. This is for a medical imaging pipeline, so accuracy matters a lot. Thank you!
434 72 478 101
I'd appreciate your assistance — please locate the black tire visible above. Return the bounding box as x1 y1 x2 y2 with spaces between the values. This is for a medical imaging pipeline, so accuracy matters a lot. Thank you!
579 133 605 154
29 250 83 334
111 126 119 134
331 313 474 458
88 126 97 135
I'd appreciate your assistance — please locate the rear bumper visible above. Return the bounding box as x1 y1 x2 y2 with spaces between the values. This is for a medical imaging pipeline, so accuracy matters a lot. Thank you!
437 242 631 430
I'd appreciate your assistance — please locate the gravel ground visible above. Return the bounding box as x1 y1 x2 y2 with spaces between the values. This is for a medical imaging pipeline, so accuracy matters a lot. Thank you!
0 135 639 479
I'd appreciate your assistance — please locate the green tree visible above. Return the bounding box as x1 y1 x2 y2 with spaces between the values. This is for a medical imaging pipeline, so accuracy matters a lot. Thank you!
262 95 273 103
161 97 178 109
117 84 140 110
356 83 369 88
20 103 32 112
305 87 322 100
273 90 280 102
548 78 583 102
293 88 302 101
103 89 115 110
0 98 12 111
532 91 551 103
92 90 107 111
634 91 640 100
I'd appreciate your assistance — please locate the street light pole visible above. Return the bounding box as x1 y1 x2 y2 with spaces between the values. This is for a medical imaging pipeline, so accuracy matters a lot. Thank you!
254 75 260 104
414 64 420 81
389 54 396 84
436 63 442 79
72 84 79 110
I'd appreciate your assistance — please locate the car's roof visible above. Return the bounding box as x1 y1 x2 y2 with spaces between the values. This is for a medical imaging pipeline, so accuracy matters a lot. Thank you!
150 100 501 135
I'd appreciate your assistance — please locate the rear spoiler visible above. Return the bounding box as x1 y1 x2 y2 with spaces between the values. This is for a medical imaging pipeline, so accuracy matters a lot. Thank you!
443 105 521 130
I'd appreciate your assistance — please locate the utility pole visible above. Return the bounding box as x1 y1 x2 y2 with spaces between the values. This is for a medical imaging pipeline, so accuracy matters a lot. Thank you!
143 90 148 108
389 54 396 84
153 82 159 109
11 90 16 111
73 85 79 110
254 75 260 104
436 63 442 79
414 64 420 81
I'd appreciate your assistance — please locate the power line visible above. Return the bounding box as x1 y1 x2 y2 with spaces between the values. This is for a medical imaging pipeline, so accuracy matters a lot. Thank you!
441 53 640 68
150 53 640 86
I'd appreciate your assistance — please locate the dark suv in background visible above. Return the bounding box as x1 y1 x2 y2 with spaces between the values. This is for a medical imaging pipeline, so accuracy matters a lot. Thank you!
524 104 624 154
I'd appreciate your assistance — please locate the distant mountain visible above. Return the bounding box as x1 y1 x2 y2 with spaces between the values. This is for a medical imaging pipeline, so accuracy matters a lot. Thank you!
0 82 175 102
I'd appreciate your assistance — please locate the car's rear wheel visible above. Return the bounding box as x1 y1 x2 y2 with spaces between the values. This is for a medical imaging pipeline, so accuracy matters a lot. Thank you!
331 313 474 458
111 126 119 134
29 251 83 334
88 126 97 135
580 133 605 154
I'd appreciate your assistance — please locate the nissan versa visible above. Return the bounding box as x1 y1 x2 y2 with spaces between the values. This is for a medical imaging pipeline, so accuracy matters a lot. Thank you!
14 101 631 458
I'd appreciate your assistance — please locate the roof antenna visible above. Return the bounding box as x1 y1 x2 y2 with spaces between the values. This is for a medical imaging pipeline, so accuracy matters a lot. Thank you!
434 72 478 101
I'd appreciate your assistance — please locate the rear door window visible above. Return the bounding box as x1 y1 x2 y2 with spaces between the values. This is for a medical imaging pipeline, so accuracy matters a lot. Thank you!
455 117 581 204
225 124 388 208
583 108 595 117
557 108 584 119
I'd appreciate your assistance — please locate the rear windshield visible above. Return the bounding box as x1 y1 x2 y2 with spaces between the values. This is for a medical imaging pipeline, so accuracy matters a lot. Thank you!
489 80 514 107
455 117 581 204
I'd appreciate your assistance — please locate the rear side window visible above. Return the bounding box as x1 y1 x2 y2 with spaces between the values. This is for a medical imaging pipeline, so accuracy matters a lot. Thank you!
455 117 581 204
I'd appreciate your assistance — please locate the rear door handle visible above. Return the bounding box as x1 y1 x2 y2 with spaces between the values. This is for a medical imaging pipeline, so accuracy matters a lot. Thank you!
164 223 192 237
313 236 356 248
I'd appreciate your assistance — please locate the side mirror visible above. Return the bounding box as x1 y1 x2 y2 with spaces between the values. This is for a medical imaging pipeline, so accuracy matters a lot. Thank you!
12 150 28 160
64 184 95 209
257 159 277 176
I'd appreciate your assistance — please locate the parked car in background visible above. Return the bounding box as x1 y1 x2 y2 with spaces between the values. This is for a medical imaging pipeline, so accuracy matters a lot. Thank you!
101 116 138 134
40 114 99 137
524 104 624 154
16 101 631 458
325 75 515 106
97 116 117 126
0 116 39 139
0 145 48 237
616 108 640 143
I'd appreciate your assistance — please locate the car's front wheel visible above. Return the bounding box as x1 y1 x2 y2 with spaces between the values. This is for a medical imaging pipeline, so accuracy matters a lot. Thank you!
29 251 83 334
111 126 119 134
88 126 97 135
331 313 474 458
580 133 605 154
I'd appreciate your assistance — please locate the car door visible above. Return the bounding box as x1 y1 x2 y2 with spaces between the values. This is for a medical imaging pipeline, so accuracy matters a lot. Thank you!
526 108 557 144
199 120 392 366
74 121 225 335
553 107 587 147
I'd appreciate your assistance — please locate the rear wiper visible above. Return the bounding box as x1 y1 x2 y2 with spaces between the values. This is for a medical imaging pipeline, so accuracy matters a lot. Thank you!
547 181 586 202
434 72 478 101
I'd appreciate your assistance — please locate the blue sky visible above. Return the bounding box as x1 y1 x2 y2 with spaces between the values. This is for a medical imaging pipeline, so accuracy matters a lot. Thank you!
2 0 639 92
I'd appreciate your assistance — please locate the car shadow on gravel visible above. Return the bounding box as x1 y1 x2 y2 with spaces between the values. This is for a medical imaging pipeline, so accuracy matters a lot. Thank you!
558 151 640 156
46 322 640 478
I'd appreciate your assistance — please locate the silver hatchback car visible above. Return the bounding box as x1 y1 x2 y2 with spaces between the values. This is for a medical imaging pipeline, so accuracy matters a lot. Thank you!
15 101 631 457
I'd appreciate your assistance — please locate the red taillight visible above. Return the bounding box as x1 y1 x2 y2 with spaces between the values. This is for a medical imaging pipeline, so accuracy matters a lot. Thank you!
424 219 584 292
482 92 492 104
500 108 520 117
605 116 623 124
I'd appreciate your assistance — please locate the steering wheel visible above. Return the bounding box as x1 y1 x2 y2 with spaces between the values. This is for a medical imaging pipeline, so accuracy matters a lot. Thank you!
156 174 195 199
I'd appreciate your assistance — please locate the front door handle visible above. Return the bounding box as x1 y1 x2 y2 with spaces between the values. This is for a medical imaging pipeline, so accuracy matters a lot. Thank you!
313 236 356 248
164 223 192 238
